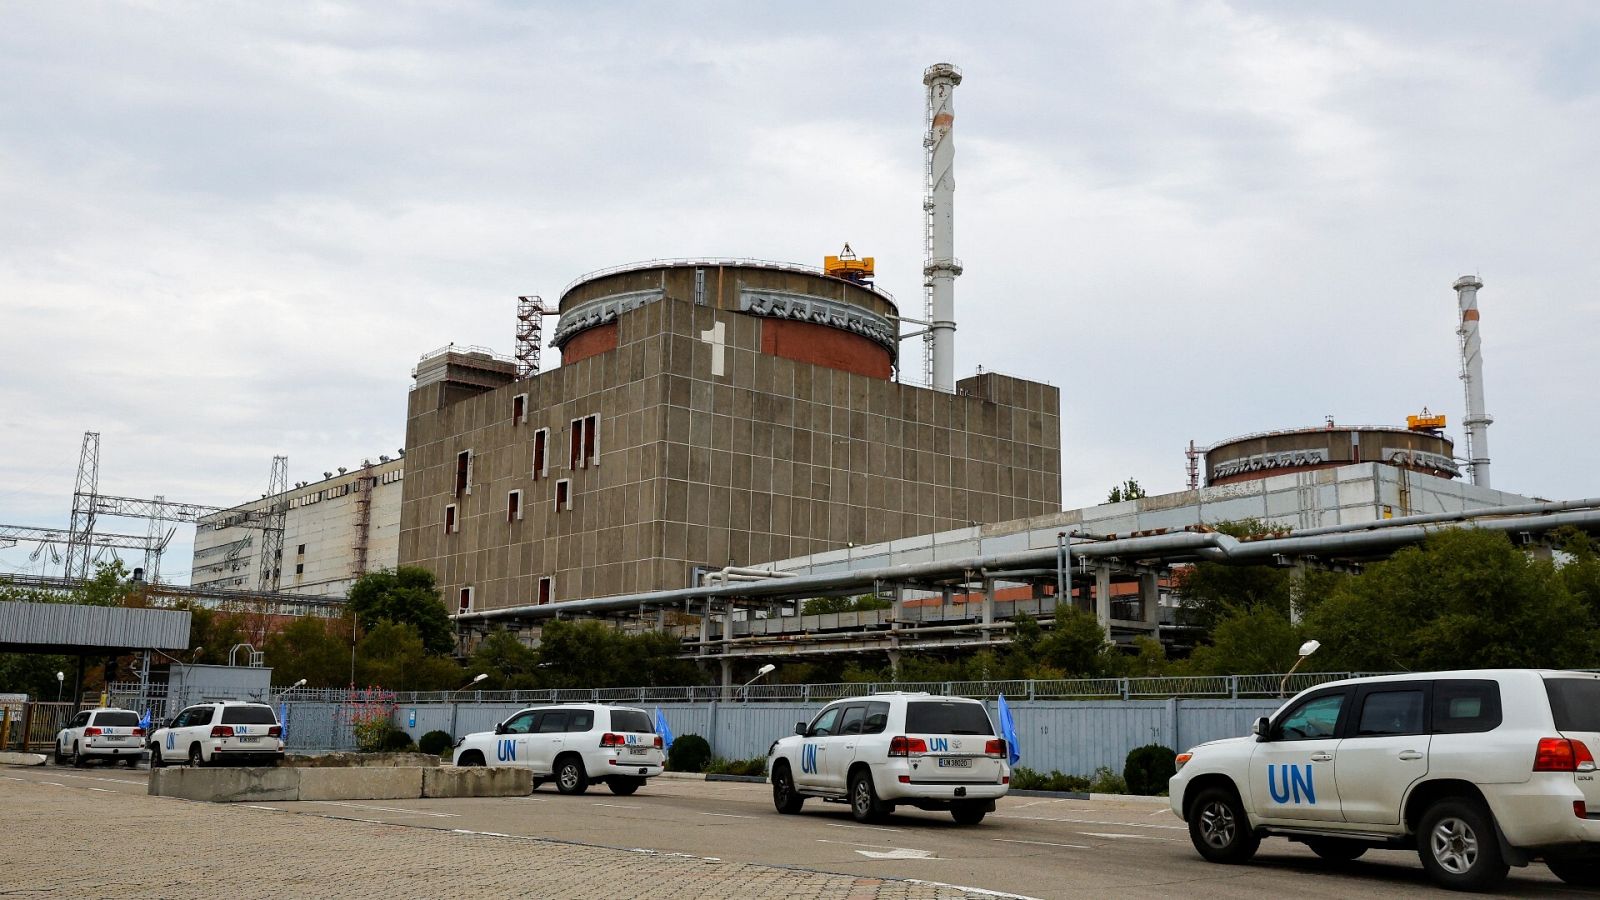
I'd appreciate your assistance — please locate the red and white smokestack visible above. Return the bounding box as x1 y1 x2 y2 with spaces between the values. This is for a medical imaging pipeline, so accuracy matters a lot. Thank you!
923 63 962 393
1453 275 1492 489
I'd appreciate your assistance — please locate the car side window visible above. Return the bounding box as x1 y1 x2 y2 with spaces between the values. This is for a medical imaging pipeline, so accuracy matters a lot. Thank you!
861 702 890 735
502 712 537 734
71 712 90 728
808 707 843 737
839 705 866 736
171 708 197 728
567 710 594 732
538 711 569 733
1356 689 1426 736
1433 680 1503 734
1274 692 1345 741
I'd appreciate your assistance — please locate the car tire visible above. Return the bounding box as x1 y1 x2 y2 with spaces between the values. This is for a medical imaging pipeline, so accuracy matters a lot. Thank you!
123 756 138 768
188 744 205 768
531 777 543 791
771 762 805 815
849 769 889 823
1416 798 1509 892
457 750 485 767
1545 857 1600 888
950 801 987 826
54 742 67 765
149 744 164 769
1187 786 1259 864
1305 838 1368 863
72 742 86 768
555 756 589 795
608 777 641 796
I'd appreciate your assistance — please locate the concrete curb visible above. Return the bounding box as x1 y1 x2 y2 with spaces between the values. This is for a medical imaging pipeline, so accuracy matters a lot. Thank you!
1006 789 1090 800
1091 792 1169 805
656 771 706 780
149 765 530 802
0 752 49 767
704 773 766 784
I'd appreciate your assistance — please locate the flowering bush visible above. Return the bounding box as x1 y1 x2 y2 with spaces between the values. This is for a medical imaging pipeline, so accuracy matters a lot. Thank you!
345 687 397 753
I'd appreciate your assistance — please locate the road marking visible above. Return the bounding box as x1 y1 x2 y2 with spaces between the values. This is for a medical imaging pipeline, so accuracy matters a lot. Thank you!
39 781 64 787
826 822 904 833
992 838 1090 849
453 829 513 837
904 879 1042 900
592 803 641 810
856 848 936 860
699 812 756 819
315 802 460 818
88 787 114 793
1080 831 1171 841
244 806 283 811
994 814 1184 831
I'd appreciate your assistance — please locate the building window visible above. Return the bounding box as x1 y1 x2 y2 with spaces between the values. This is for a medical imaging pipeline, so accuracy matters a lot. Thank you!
532 428 549 480
296 544 306 555
445 503 459 533
455 449 473 496
512 393 527 424
294 563 304 575
507 489 523 522
459 587 474 613
555 479 572 512
538 576 553 606
569 419 584 469
584 413 599 466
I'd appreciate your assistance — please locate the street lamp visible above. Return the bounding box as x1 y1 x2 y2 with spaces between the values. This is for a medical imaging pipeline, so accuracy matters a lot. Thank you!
738 664 777 701
1279 640 1322 698
55 671 64 702
447 673 490 752
274 678 308 702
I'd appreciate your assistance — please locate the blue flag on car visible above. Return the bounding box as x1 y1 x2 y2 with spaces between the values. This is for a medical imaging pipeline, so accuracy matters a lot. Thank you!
279 702 289 740
138 709 151 732
997 694 1021 765
654 706 674 750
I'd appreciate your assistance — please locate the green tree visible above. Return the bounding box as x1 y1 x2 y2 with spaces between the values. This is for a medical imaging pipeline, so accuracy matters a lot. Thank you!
532 620 702 689
802 594 892 615
1555 528 1600 631
180 603 252 666
265 615 355 688
1304 529 1599 672
1105 478 1148 504
467 629 542 690
1036 605 1117 677
348 567 454 656
355 621 464 691
1183 606 1302 676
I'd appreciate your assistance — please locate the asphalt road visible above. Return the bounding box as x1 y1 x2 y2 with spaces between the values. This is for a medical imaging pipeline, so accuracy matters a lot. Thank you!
3 764 1583 898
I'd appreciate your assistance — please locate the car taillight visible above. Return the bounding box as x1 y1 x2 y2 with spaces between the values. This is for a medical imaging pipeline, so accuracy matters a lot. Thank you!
985 739 1006 758
653 735 663 750
1577 801 1589 820
84 727 102 736
600 732 624 747
888 736 927 757
268 726 282 737
210 726 234 738
132 727 144 737
1534 737 1595 771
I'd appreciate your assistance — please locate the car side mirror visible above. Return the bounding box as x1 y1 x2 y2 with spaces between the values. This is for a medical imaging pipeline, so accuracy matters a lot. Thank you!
1252 716 1271 742
494 722 505 735
795 722 808 736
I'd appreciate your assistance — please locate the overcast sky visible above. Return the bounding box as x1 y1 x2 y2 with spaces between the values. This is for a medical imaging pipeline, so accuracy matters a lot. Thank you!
3 2 1598 584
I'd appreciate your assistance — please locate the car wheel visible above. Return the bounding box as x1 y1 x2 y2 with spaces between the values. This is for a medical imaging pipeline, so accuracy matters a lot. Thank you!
771 762 805 815
849 769 888 823
54 742 67 765
608 777 641 796
555 756 589 795
1546 857 1600 887
456 750 485 767
188 744 205 768
1417 798 1508 892
530 777 543 791
148 744 164 769
123 755 138 768
950 801 987 826
72 742 86 768
1305 838 1367 863
1187 786 1259 864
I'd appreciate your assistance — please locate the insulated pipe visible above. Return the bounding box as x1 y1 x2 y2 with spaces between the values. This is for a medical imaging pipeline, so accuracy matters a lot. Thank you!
1224 508 1600 561
1284 497 1600 538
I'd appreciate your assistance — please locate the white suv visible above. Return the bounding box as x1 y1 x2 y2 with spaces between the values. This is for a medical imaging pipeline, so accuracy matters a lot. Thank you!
452 703 663 796
55 707 145 767
1170 670 1600 891
768 693 1010 825
148 702 285 768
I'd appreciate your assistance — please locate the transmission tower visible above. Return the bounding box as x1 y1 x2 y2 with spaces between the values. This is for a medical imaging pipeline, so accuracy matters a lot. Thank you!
516 295 545 379
63 432 101 580
144 494 165 583
257 455 289 592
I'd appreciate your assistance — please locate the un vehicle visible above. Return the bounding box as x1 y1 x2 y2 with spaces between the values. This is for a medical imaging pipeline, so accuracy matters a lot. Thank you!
147 701 285 767
1169 670 1600 891
768 692 1010 825
452 703 663 795
55 707 145 767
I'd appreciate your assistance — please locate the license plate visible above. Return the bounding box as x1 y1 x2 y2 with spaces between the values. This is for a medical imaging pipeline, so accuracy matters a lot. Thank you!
938 757 972 768
236 736 260 744
628 747 649 756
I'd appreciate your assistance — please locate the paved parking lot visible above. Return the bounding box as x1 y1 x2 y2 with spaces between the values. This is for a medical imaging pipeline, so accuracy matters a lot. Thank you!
1 764 1580 898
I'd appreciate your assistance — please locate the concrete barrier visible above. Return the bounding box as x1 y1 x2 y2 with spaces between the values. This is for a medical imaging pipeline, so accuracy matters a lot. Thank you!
0 752 48 767
149 766 298 802
297 767 422 801
286 752 440 768
422 766 532 798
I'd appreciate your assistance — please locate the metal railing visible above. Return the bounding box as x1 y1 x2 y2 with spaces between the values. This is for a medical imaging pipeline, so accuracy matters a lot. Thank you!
560 257 900 304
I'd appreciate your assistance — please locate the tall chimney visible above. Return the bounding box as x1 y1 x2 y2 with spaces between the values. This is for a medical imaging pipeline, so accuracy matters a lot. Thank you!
922 63 963 393
1453 275 1493 488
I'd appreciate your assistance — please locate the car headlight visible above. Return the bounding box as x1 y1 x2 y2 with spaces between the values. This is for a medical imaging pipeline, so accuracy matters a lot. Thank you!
1175 751 1193 770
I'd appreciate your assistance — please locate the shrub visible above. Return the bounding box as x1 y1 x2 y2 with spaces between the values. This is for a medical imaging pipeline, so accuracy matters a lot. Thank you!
704 756 768 777
1089 765 1127 794
418 730 453 757
351 707 394 752
1123 744 1178 796
666 733 712 772
380 727 417 752
1010 766 1091 793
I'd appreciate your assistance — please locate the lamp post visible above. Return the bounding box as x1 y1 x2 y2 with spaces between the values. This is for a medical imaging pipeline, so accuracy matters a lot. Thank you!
1279 640 1322 698
738 664 777 701
274 678 308 702
55 671 64 702
447 673 489 751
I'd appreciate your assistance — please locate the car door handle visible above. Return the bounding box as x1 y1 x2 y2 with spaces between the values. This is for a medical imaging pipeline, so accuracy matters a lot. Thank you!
1398 750 1424 761
1310 752 1334 762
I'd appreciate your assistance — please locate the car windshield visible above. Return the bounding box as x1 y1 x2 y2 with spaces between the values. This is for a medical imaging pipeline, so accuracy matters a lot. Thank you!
1545 678 1600 732
610 710 652 733
906 701 994 735
220 706 279 725
94 711 139 727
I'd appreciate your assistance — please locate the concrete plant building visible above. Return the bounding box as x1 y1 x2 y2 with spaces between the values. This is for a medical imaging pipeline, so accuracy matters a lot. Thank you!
397 260 1063 616
192 457 405 597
